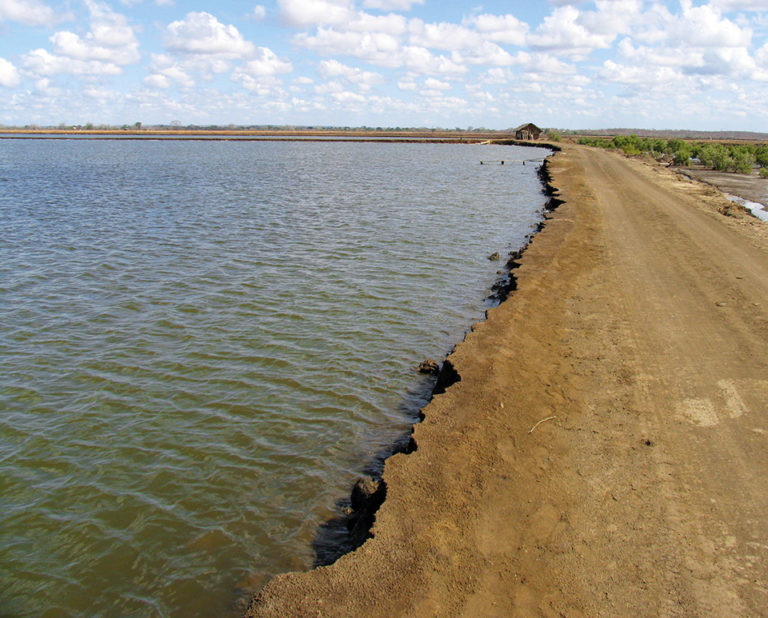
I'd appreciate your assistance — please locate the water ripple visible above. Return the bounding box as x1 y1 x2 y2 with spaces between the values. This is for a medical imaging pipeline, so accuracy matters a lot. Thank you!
0 139 549 617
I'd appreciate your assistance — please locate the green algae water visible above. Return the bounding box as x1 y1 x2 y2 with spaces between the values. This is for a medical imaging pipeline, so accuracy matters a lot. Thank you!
0 139 549 617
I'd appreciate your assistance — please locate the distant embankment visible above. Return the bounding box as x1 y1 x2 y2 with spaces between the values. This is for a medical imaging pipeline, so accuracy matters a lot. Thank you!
0 128 563 147
0 128 510 140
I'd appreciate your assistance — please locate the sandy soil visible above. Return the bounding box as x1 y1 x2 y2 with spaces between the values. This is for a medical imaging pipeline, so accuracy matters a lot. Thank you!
245 145 768 616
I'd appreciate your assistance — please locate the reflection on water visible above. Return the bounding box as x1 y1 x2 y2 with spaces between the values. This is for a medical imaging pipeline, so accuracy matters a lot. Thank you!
0 139 549 616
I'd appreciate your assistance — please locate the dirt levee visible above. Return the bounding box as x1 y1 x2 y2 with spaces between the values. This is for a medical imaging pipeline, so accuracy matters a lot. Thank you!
246 146 768 616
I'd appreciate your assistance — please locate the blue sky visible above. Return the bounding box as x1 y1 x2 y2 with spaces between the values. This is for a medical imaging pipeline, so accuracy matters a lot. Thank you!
1 0 767 130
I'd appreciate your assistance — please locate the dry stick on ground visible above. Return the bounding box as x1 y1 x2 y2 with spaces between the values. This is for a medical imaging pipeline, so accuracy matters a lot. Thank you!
528 416 557 434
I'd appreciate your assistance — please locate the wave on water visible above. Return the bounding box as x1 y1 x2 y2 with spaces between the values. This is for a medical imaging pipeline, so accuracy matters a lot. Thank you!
0 139 551 617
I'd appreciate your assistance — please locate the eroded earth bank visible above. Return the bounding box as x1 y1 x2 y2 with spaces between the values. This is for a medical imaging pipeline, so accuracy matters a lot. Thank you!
246 145 768 616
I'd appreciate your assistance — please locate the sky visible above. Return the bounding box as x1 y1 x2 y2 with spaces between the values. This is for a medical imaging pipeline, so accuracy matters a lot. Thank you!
0 0 767 130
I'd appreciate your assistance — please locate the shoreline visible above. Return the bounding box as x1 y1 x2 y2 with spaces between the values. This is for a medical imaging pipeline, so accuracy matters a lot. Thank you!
675 166 768 219
243 148 564 615
304 147 559 575
245 144 768 616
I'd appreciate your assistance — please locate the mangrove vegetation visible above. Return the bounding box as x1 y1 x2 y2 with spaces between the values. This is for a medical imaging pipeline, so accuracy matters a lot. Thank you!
578 134 768 175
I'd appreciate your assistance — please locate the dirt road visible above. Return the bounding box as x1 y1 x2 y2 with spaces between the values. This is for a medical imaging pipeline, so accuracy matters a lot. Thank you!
247 145 768 616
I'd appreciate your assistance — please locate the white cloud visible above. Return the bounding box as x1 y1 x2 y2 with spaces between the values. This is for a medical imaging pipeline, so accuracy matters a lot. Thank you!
314 79 343 94
347 12 407 35
402 45 467 75
453 41 515 66
318 59 382 90
600 59 682 86
144 73 170 88
0 0 56 26
676 1 751 47
363 0 423 10
757 42 768 66
710 0 768 10
617 37 760 81
612 1 759 84
22 47 123 75
86 0 138 46
331 90 366 103
617 38 688 68
579 0 642 36
165 12 255 57
296 12 525 74
636 1 751 48
295 27 402 66
478 67 510 85
231 48 292 92
159 65 193 86
144 54 195 89
528 5 615 56
157 14 293 88
278 0 354 27
252 5 266 20
21 1 139 76
416 94 467 110
84 85 119 100
464 13 528 46
409 19 479 51
238 47 293 76
683 47 759 78
0 57 21 87
510 50 577 74
33 77 61 95
317 58 351 77
423 77 449 90
232 72 286 93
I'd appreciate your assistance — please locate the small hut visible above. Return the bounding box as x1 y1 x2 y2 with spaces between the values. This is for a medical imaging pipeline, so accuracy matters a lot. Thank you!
514 123 543 140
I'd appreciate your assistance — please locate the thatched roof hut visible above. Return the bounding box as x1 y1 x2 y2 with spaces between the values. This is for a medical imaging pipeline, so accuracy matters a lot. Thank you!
514 123 543 140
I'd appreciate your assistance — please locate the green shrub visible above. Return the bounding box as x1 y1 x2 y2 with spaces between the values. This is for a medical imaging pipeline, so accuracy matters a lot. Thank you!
673 147 693 166
760 167 768 178
698 143 723 168
621 144 642 155
576 136 759 171
647 138 666 155
612 134 641 151
755 145 768 168
547 129 562 142
577 137 611 148
730 149 755 174
666 139 688 154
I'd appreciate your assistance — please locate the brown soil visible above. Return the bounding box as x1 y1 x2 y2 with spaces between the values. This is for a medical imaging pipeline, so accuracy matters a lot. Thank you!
246 145 768 616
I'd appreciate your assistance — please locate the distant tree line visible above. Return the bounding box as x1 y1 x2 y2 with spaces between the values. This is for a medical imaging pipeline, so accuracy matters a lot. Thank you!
578 134 768 176
568 128 768 141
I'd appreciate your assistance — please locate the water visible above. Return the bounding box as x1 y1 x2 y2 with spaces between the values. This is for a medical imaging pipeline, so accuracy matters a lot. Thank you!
0 139 549 617
725 193 768 221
